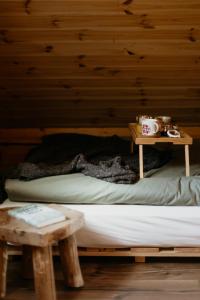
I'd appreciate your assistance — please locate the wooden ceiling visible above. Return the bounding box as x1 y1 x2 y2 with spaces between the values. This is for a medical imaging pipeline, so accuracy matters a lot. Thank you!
0 0 200 128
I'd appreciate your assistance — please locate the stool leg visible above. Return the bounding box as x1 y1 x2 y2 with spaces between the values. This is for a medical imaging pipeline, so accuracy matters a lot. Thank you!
0 242 8 298
32 246 56 300
59 235 84 288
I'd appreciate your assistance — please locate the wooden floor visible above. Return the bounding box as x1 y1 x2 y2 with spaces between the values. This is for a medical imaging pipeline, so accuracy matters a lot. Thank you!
5 256 200 300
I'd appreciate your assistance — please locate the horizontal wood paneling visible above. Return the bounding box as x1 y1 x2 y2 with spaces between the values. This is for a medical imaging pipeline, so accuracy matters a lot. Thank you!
1 98 200 107
1 42 199 57
1 90 200 100
0 29 200 42
0 126 199 168
0 0 200 128
1 15 200 29
1 55 200 67
1 78 199 88
0 108 199 127
0 127 199 143
0 0 200 16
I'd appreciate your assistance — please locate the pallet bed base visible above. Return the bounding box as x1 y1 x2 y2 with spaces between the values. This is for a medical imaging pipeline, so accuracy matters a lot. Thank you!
80 247 200 260
7 245 200 262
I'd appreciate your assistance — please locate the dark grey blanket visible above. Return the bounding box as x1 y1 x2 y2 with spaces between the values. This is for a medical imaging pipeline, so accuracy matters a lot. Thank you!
0 133 171 201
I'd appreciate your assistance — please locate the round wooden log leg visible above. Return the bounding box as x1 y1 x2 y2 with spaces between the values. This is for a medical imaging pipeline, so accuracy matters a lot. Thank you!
32 246 56 300
0 241 8 299
59 235 84 288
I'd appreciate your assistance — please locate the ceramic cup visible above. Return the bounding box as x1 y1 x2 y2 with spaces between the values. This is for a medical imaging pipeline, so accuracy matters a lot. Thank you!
136 115 152 133
136 115 152 125
141 118 160 136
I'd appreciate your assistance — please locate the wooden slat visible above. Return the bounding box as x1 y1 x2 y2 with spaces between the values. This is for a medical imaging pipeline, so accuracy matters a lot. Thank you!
0 78 199 88
0 98 200 109
1 70 200 80
1 15 200 30
0 128 130 144
0 0 200 16
6 245 200 258
0 29 200 43
1 55 200 70
0 114 199 128
1 89 200 102
0 127 199 144
1 66 200 79
1 41 200 57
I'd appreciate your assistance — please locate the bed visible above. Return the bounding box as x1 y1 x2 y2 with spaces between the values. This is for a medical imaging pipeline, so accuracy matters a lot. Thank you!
1 127 200 260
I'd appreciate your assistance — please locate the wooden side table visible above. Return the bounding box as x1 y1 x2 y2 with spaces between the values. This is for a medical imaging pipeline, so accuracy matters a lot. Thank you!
129 123 193 179
0 204 85 300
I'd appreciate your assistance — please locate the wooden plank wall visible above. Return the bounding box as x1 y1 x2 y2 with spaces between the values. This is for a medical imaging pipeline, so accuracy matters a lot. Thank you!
0 127 199 169
0 0 200 128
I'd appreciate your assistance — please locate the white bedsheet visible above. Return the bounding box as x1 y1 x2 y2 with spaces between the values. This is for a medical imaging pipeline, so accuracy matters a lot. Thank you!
2 199 200 247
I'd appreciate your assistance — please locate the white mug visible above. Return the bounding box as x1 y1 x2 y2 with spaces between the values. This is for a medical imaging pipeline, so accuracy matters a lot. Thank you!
142 119 160 136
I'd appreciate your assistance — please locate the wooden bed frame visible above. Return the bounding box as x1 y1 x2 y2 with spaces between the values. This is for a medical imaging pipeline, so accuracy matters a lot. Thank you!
1 126 200 262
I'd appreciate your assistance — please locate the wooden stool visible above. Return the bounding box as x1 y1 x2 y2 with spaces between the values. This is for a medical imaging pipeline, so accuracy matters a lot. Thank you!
0 204 85 300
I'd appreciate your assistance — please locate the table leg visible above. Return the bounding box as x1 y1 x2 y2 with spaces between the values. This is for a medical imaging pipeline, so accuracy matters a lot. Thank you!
185 145 190 177
0 241 8 298
139 144 144 179
32 246 56 300
59 235 84 288
130 141 134 154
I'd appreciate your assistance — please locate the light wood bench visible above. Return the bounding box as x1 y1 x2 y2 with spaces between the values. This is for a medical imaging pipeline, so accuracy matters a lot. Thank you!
0 205 85 300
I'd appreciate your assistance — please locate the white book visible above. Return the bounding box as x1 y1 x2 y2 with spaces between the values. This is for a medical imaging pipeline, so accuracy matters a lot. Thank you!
8 204 66 228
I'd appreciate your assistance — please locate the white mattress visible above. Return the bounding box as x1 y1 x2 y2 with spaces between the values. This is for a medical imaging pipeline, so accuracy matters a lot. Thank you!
2 199 200 247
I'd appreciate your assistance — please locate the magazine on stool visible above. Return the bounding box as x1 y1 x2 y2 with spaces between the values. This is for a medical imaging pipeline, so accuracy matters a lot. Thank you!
8 204 66 228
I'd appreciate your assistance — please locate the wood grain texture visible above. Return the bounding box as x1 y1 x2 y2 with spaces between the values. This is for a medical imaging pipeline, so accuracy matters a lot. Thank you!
4 256 200 300
0 127 199 143
32 246 56 300
0 0 200 127
0 241 8 298
129 123 193 145
6 244 200 258
59 235 84 287
0 205 84 247
0 126 199 169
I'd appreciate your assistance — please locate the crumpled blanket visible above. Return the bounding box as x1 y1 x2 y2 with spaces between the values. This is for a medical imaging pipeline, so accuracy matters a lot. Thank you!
9 134 170 184
11 154 138 184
